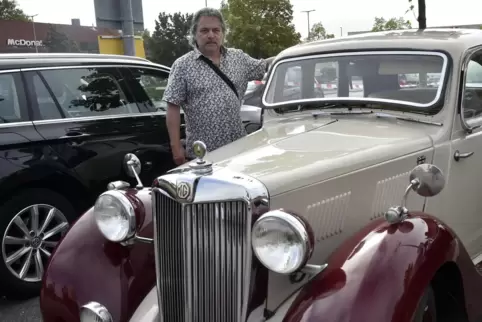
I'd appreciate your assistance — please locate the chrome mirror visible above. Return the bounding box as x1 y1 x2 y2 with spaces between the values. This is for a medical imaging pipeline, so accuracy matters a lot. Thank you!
384 163 445 224
408 164 445 197
123 153 143 189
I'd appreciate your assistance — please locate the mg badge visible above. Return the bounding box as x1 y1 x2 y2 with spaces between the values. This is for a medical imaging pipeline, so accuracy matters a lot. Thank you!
177 182 191 200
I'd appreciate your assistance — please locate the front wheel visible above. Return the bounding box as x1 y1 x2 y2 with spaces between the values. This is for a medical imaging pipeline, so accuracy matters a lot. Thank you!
0 188 76 300
412 285 437 322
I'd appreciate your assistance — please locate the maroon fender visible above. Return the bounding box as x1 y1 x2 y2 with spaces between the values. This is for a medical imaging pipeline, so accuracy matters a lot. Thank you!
283 212 482 322
40 188 155 322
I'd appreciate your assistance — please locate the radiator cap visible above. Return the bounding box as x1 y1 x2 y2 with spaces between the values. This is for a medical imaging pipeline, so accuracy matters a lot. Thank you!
189 141 213 174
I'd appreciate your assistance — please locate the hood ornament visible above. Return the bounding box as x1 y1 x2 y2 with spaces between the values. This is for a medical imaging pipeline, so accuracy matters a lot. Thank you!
189 141 213 175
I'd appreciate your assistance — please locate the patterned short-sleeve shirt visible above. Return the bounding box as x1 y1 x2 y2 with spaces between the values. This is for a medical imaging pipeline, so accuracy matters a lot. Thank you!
162 46 267 158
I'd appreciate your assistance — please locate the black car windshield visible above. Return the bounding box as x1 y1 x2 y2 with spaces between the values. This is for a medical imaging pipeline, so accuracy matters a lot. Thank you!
262 51 448 115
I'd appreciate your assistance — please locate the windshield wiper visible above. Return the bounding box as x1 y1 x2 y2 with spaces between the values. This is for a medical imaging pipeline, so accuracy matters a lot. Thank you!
312 110 373 118
375 112 443 126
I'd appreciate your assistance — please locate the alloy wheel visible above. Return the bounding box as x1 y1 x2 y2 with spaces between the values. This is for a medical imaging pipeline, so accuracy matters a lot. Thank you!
1 204 70 282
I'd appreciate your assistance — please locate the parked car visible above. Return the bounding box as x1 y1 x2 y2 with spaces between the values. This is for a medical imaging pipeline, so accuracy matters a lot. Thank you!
40 28 482 322
0 52 261 300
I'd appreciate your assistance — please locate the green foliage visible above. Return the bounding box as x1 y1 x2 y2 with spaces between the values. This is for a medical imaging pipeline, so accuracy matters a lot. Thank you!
0 0 29 21
306 22 335 42
148 12 193 66
221 0 301 58
371 17 412 32
44 25 79 53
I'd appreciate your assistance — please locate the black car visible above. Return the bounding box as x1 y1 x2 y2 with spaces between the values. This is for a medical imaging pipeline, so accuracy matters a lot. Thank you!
0 53 189 299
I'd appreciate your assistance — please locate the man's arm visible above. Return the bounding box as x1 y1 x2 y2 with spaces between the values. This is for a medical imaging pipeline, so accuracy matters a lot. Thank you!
241 51 269 81
166 103 182 149
162 60 187 151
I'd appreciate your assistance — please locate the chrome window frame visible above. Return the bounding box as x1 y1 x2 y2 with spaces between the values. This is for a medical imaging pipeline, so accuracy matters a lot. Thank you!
458 45 482 132
20 64 170 125
262 50 449 110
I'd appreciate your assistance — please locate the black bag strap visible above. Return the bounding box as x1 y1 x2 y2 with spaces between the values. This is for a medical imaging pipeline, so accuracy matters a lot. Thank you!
199 55 239 98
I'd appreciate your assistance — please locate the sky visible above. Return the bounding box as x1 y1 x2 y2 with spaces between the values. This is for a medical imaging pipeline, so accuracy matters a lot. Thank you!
15 0 482 38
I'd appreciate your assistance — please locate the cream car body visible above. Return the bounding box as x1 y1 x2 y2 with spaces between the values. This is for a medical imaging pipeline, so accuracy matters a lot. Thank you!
130 29 482 321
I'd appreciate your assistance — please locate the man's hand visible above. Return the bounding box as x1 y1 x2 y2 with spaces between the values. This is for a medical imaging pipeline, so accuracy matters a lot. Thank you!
172 144 186 165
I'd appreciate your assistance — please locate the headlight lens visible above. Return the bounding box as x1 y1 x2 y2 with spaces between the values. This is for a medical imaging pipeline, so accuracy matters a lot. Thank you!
93 190 136 242
252 210 313 274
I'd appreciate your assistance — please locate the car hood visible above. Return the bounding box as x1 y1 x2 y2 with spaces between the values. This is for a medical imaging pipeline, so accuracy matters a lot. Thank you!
184 115 435 196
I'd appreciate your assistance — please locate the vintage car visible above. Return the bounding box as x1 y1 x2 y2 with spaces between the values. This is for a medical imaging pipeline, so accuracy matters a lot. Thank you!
41 28 482 322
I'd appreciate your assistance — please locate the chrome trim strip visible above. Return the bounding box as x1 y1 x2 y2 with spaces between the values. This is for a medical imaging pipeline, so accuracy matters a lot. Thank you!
20 63 171 73
32 110 166 125
262 50 449 109
152 167 270 322
0 121 34 128
0 69 21 74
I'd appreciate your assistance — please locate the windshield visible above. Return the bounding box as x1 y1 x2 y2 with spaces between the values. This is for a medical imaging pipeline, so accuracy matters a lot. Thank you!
263 51 448 114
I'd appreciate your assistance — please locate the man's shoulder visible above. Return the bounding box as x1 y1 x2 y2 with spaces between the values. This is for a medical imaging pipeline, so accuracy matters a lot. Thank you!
225 47 246 57
172 50 198 68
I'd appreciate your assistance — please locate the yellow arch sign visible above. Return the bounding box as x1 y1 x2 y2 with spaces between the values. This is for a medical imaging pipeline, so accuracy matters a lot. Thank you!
98 35 146 58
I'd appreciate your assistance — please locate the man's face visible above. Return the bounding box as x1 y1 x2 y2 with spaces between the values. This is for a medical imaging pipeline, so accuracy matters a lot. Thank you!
195 16 223 55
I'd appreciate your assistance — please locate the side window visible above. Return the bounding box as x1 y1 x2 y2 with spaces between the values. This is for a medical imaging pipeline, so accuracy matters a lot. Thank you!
32 67 140 120
126 67 169 112
0 73 24 123
462 52 482 125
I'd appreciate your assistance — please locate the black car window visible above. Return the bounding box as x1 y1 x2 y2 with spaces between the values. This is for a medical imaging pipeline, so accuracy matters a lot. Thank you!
0 73 24 123
33 67 140 120
125 67 169 113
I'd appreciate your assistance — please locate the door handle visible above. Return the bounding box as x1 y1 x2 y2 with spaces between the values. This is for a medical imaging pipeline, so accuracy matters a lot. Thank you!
180 124 186 129
59 132 91 139
454 150 474 161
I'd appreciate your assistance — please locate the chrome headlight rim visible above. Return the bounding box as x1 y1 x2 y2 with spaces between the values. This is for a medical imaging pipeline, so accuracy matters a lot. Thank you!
80 301 113 322
93 190 136 243
252 209 313 274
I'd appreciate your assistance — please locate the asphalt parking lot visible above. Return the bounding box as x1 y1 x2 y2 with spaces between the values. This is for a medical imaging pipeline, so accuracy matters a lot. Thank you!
0 296 41 322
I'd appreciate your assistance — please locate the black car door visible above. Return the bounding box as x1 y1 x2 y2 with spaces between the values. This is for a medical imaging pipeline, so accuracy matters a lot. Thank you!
118 65 186 171
23 64 176 197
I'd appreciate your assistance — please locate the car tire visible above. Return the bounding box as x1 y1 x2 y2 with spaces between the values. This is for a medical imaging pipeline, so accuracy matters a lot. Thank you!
0 188 76 300
412 285 437 322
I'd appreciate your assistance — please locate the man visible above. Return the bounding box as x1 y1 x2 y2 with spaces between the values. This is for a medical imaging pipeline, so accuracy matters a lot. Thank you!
162 7 267 165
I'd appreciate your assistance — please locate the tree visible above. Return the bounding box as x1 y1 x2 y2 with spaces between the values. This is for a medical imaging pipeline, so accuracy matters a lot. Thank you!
306 22 335 42
44 24 79 53
0 0 29 21
221 0 301 58
371 17 412 32
407 0 426 29
148 12 192 66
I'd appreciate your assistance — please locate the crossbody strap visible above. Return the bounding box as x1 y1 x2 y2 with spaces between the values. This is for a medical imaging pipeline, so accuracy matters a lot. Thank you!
199 55 239 99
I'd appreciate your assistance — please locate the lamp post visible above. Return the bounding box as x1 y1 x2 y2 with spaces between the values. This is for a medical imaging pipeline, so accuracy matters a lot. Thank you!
27 14 39 53
301 9 315 39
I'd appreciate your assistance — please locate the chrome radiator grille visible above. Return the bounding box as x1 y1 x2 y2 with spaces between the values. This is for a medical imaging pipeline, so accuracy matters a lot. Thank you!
153 190 251 322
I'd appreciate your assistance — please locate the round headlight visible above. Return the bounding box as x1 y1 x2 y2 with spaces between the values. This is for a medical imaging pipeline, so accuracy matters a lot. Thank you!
252 210 313 274
80 301 113 322
93 190 136 242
